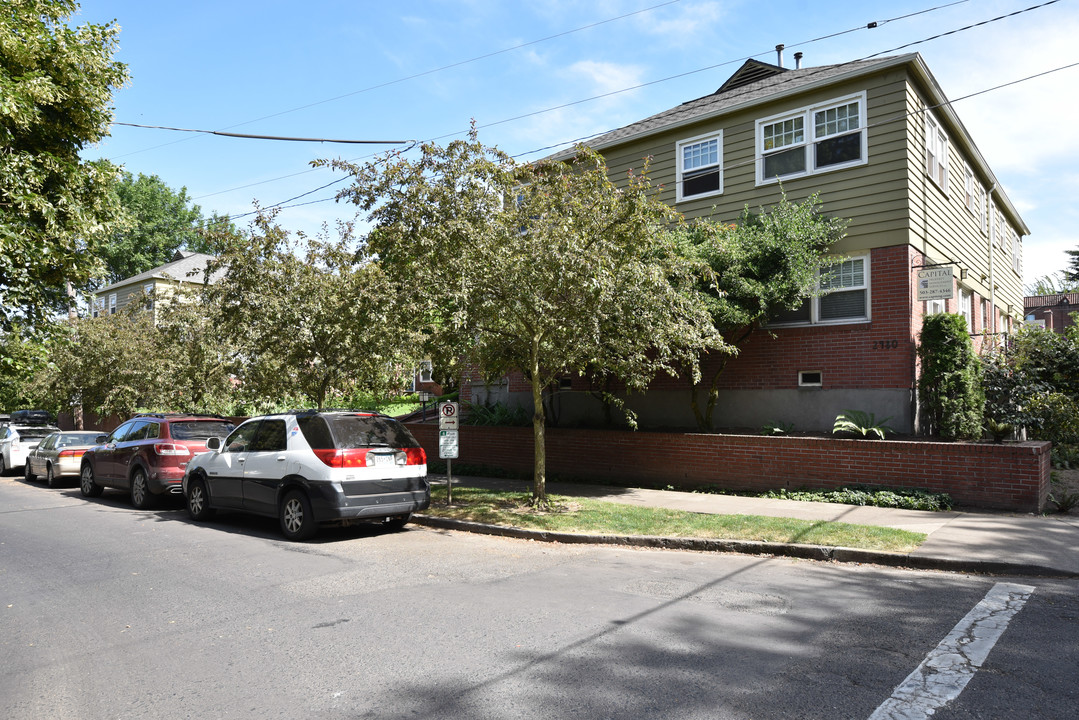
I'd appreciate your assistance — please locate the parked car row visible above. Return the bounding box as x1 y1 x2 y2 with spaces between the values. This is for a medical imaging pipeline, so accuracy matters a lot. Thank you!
9 408 431 541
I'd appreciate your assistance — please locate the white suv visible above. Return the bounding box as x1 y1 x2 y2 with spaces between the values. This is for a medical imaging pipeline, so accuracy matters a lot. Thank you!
183 410 429 540
1 422 60 476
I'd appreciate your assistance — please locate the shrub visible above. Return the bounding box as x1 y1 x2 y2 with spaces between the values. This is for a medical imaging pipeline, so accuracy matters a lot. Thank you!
832 410 894 440
918 313 984 439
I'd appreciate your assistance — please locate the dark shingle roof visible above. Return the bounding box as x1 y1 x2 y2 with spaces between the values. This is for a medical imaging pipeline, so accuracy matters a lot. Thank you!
550 54 914 160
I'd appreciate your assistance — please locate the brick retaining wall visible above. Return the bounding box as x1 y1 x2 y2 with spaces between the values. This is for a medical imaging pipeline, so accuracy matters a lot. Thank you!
407 424 1051 513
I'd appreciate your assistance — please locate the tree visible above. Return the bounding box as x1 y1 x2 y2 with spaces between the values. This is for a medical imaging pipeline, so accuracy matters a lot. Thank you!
325 134 722 506
1 0 128 335
668 194 848 430
206 210 421 412
918 313 984 439
1066 245 1079 285
0 328 50 411
97 172 204 286
1025 271 1079 296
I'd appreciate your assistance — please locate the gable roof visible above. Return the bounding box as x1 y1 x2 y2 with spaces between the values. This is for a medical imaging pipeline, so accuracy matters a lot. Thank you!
97 251 224 293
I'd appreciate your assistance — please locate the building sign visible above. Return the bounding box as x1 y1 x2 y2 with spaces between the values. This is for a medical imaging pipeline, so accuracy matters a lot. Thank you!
439 429 459 459
916 267 954 301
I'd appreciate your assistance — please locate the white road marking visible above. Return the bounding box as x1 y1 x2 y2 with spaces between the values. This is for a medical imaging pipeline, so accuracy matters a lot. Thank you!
869 582 1035 720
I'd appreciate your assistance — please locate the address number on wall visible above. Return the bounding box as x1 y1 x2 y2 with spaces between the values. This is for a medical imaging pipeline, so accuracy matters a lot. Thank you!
872 340 899 350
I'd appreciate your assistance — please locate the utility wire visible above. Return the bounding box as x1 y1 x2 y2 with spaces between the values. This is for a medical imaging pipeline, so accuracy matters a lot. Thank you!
192 0 968 203
506 0 1061 159
108 0 683 159
111 122 412 145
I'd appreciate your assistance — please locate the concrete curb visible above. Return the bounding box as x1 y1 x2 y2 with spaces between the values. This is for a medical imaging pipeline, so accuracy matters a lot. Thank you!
412 514 1078 578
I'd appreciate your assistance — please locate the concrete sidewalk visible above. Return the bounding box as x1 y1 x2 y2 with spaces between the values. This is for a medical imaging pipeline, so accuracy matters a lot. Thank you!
417 475 1079 578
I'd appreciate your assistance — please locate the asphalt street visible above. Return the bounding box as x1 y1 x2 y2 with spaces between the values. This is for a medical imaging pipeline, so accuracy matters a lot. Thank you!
2 476 1077 719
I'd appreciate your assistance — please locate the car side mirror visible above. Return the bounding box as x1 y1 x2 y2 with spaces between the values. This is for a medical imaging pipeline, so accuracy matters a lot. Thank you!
206 437 222 451
96 434 108 444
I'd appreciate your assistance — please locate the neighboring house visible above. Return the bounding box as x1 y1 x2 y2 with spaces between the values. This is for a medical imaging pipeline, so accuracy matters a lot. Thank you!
1024 293 1079 333
464 51 1028 434
90 251 224 322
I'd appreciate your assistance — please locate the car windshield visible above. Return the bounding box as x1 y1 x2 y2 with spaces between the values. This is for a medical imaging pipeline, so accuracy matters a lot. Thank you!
298 414 421 450
170 421 235 440
58 432 102 447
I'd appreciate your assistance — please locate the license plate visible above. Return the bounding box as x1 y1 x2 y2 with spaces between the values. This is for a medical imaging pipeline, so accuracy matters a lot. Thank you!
370 453 393 466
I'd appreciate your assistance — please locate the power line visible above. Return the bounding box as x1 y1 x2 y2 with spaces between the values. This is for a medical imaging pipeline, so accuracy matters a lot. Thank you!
112 122 412 145
108 0 683 160
506 0 1060 159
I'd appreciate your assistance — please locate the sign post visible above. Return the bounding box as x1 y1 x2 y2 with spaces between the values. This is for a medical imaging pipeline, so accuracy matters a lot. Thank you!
438 402 460 504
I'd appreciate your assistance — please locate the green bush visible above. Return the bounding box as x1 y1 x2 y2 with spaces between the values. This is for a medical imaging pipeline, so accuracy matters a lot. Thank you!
918 313 984 439
464 402 532 427
759 486 953 511
1027 392 1079 445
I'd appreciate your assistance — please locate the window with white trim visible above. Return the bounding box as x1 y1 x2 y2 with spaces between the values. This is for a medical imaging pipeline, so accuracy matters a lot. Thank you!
108 293 117 315
1011 229 1022 276
981 298 989 332
963 164 980 216
925 112 949 191
143 283 154 310
676 132 722 201
993 202 1004 248
756 93 866 184
958 287 973 331
92 297 105 318
771 255 870 325
925 298 946 315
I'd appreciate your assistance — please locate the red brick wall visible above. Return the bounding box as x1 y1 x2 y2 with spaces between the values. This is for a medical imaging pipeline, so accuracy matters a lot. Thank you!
408 423 1050 513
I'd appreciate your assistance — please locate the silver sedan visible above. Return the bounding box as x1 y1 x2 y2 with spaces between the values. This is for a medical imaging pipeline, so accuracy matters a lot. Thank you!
25 431 104 488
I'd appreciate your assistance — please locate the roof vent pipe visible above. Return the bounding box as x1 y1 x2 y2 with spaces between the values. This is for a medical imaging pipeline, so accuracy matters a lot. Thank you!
794 52 803 69
775 44 785 68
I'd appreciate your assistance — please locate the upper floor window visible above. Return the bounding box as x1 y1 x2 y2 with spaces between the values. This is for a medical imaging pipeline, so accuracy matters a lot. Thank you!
1011 230 1022 276
925 112 949 192
963 164 980 216
676 132 722 201
770 255 870 326
108 293 117 315
756 93 866 185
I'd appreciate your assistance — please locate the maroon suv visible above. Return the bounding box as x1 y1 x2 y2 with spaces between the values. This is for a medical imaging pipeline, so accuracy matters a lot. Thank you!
80 414 236 508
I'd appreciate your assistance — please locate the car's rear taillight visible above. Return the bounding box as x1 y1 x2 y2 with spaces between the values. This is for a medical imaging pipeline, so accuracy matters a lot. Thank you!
312 447 426 468
404 448 426 466
58 449 86 459
312 448 369 468
11 440 20 451
154 443 190 456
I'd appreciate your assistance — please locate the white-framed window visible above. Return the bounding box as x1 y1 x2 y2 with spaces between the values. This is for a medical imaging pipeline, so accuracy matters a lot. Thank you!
108 293 117 315
925 111 949 192
143 283 154 310
981 298 989 332
676 131 722 202
958 287 973 331
1011 229 1022 276
798 370 823 387
770 254 870 325
963 164 980 216
925 298 946 315
91 296 105 318
993 202 1004 248
756 92 867 185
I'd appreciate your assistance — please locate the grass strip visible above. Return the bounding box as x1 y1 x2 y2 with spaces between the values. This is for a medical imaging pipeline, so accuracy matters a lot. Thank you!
423 487 925 553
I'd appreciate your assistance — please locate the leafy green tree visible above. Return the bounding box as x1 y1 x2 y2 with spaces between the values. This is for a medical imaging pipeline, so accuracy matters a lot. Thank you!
1025 271 1079 296
0 329 50 411
206 211 420 411
97 172 204 286
1 0 128 335
918 313 984 439
1066 246 1079 285
669 194 848 430
326 134 722 506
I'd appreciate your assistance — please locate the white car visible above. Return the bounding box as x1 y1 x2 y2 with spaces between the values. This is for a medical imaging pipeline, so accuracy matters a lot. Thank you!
24 430 104 488
183 410 429 540
1 423 60 476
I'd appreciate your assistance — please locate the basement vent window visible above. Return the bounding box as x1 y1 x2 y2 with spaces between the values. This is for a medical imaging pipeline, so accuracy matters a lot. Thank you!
799 371 823 387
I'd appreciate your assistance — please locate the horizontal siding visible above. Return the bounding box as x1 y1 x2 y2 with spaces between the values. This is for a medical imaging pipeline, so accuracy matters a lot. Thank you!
597 67 913 250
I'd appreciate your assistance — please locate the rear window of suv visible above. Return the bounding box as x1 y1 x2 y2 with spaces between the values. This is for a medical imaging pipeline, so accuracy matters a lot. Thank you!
14 427 55 440
169 421 235 440
297 414 420 450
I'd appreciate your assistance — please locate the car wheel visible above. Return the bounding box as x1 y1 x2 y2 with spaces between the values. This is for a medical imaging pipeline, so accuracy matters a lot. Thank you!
46 463 59 488
0 454 7 476
279 490 316 541
187 477 215 521
24 460 37 483
130 468 154 509
381 513 412 532
80 464 103 498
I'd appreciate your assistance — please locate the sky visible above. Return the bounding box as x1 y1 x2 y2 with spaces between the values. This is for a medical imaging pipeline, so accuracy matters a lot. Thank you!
74 0 1079 288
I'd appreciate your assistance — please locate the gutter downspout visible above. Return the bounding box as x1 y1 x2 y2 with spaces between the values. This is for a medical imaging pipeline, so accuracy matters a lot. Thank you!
988 183 998 337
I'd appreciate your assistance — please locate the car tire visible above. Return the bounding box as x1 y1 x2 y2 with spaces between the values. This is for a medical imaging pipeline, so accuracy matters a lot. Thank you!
24 460 37 483
187 477 215 521
46 464 59 488
0 454 7 476
381 513 411 532
130 468 154 509
280 490 317 541
80 464 103 498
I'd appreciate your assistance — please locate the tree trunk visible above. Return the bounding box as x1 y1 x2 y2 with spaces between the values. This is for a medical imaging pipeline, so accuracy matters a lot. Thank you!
530 344 547 507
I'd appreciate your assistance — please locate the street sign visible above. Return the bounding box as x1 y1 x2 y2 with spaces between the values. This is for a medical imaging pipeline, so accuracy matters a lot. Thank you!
439 429 459 459
438 401 460 429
